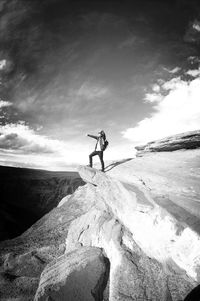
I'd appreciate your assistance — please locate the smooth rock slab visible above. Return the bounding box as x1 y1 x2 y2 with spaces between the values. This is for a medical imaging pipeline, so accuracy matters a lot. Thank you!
34 246 109 301
135 130 200 155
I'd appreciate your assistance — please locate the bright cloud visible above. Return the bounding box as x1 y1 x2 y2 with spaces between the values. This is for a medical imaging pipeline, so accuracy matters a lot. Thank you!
144 93 163 103
162 77 183 90
152 84 160 93
0 122 92 169
186 68 200 77
0 60 7 70
0 100 12 109
193 20 200 32
0 122 63 153
122 72 200 144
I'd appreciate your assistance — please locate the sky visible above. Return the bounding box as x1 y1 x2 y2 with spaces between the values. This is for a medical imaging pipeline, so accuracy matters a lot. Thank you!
0 0 200 170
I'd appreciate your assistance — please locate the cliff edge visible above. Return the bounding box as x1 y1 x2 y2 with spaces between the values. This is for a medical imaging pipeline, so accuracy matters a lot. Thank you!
0 130 200 300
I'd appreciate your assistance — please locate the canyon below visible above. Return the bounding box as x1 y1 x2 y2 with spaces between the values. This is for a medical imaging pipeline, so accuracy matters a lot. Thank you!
0 130 200 300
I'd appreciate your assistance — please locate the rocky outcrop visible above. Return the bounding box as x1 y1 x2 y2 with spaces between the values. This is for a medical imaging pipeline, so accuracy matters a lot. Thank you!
34 247 110 301
0 184 95 300
135 130 200 155
32 166 199 301
1 132 200 300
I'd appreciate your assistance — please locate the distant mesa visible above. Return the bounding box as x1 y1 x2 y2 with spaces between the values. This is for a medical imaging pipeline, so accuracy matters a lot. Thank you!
135 130 200 156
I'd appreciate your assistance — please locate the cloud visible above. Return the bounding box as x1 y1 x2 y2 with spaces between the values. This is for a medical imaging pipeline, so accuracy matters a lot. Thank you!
0 122 63 154
122 71 200 144
75 81 109 100
119 36 137 49
186 68 200 77
0 100 12 109
193 20 200 32
163 67 181 74
184 19 200 43
162 77 183 90
152 84 160 93
0 121 94 169
0 60 7 70
144 93 163 103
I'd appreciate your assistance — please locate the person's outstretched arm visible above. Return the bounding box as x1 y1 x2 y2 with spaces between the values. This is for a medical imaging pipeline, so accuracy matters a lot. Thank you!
87 134 98 140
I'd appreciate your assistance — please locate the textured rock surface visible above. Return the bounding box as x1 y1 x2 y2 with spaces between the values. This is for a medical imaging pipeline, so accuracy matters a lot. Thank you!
108 149 200 233
34 247 109 301
0 184 95 300
1 131 200 300
135 130 200 155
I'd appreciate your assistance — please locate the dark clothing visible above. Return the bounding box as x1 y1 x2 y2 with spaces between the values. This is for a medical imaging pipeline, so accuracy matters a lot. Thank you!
89 150 104 171
87 134 104 151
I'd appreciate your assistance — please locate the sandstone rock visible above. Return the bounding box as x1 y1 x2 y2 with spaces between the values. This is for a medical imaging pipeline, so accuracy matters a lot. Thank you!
135 130 200 155
57 194 71 207
184 284 200 300
108 149 200 228
34 247 109 301
64 194 194 300
0 184 96 300
0 131 200 300
78 166 200 283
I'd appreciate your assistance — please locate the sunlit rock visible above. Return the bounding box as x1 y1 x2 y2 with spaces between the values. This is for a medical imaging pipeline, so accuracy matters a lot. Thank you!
135 130 200 155
0 130 200 300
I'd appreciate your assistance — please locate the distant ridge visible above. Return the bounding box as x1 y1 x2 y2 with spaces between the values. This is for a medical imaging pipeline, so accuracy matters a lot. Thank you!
135 129 200 156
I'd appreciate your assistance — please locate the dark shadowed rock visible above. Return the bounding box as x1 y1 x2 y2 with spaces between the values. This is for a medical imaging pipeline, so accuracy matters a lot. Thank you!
184 284 200 301
34 247 110 301
0 165 84 241
135 130 200 155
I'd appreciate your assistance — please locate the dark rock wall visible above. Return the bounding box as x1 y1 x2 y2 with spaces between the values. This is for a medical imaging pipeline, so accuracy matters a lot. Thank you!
0 165 85 241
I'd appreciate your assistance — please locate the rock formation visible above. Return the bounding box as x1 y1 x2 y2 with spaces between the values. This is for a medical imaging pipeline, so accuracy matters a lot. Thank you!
135 130 200 155
0 130 200 300
0 166 84 241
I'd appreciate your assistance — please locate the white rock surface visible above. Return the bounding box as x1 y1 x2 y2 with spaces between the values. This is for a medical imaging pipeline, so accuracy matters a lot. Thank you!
0 134 200 300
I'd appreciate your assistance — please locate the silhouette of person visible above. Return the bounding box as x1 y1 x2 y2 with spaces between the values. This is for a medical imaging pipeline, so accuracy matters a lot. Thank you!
87 130 106 172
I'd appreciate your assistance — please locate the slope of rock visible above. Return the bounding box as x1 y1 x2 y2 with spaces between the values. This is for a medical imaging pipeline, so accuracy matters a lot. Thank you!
0 130 200 300
33 167 198 300
135 130 200 155
108 149 200 234
34 247 109 301
0 184 96 300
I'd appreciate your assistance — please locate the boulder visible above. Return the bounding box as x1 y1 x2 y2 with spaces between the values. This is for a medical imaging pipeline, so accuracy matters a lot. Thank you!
34 247 109 301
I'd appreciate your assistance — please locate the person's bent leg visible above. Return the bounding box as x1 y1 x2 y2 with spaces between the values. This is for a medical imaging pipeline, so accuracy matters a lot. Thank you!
89 151 98 168
99 151 105 172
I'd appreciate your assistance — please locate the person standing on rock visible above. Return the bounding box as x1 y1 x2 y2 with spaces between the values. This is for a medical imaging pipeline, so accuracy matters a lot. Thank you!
86 130 108 172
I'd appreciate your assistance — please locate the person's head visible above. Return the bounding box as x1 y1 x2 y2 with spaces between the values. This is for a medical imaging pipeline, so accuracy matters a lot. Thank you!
98 130 105 138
